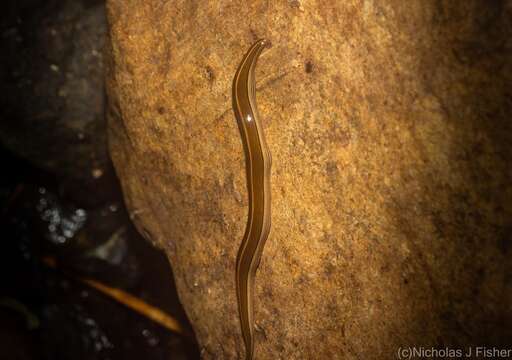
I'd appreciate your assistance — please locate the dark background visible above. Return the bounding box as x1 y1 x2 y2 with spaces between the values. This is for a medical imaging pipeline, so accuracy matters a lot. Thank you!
0 1 199 358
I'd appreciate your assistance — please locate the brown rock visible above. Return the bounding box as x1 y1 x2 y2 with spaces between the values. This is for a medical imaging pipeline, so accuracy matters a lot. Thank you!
106 1 512 358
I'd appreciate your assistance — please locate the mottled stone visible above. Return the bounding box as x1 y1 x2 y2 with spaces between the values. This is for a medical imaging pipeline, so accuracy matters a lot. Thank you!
106 1 512 358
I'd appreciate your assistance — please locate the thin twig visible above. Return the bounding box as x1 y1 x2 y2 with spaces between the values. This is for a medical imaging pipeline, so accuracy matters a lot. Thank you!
41 256 188 337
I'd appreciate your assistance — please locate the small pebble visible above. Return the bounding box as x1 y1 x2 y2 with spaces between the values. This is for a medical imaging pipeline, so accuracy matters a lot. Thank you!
92 168 103 178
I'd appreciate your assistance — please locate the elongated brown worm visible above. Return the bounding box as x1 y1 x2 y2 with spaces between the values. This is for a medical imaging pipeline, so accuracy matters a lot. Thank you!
232 39 272 360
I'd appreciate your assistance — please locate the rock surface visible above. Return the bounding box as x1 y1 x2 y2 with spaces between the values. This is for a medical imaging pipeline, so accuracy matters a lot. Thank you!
0 0 108 185
106 1 512 358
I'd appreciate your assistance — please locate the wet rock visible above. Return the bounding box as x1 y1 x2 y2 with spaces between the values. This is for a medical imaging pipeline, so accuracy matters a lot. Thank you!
0 0 108 185
106 1 512 358
31 186 140 288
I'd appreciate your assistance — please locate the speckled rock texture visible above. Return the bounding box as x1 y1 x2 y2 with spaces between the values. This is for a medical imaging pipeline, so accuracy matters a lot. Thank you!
106 1 512 359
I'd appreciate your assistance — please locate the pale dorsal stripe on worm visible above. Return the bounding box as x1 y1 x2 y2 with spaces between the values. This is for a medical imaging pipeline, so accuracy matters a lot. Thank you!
232 39 272 360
